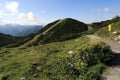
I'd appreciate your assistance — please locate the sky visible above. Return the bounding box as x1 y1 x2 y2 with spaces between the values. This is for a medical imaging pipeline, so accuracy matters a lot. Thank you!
0 0 120 25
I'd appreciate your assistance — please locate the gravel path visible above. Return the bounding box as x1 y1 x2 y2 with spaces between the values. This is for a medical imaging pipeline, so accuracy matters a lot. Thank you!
87 35 120 80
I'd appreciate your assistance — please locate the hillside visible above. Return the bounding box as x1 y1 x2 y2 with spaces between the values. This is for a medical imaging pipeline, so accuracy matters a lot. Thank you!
0 33 36 48
91 16 120 29
0 17 119 80
21 18 88 47
40 18 88 43
0 33 21 47
0 35 112 80
94 20 120 39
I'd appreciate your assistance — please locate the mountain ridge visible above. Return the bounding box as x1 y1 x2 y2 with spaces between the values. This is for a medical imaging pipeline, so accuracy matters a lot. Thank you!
19 18 88 47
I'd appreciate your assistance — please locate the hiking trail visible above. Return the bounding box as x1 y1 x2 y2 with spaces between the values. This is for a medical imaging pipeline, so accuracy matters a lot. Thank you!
88 35 120 80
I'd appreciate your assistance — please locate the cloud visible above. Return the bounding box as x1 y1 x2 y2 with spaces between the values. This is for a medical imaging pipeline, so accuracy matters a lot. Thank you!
91 8 110 13
96 8 110 13
5 2 19 14
0 10 3 14
113 9 120 13
0 1 45 25
103 8 109 13
0 20 5 25
95 8 120 14
17 12 43 25
0 19 9 25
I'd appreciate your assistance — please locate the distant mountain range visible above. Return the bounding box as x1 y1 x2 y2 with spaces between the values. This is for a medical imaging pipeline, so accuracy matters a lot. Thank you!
0 24 43 36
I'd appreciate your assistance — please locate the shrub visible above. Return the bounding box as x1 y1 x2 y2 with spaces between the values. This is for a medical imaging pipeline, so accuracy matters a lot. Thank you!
44 57 80 80
27 41 111 80
78 41 111 66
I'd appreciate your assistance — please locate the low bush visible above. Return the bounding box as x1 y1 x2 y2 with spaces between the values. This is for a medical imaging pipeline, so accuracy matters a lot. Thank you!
78 41 111 66
22 41 111 80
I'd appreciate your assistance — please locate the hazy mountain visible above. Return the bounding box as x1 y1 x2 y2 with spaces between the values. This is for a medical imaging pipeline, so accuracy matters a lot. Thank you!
0 24 43 36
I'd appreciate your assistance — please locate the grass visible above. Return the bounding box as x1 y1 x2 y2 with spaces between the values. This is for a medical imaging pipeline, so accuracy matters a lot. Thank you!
0 17 117 80
0 35 89 80
0 24 114 80
20 18 88 47
94 21 120 39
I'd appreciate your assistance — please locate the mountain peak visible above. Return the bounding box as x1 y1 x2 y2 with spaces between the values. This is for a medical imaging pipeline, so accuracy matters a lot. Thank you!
23 18 88 46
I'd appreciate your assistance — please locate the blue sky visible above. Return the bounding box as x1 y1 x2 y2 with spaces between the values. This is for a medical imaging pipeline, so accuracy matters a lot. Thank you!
0 0 120 25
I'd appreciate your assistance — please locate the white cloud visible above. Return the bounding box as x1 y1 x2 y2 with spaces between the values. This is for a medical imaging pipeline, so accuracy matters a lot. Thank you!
113 9 120 13
94 8 110 13
0 19 9 25
28 12 38 21
0 10 3 14
0 1 45 25
17 12 43 25
103 8 109 13
5 2 19 14
0 20 5 25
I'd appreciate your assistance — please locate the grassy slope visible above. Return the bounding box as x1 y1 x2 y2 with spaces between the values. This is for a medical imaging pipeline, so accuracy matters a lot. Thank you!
94 21 120 39
0 33 24 47
20 18 88 47
0 36 89 80
19 20 61 48
0 17 118 80
0 32 37 48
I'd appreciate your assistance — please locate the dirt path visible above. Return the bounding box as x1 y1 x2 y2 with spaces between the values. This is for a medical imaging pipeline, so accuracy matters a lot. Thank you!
87 35 120 80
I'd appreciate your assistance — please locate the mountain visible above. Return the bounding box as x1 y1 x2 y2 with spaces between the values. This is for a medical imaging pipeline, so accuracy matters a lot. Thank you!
0 24 43 36
94 20 120 39
40 18 88 43
21 18 88 47
0 17 119 80
85 16 120 37
0 32 37 47
91 16 120 29
0 33 20 47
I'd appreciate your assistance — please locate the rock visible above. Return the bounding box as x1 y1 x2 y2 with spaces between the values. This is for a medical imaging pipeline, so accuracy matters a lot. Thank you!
101 77 107 80
68 63 74 67
68 51 74 55
114 35 120 41
114 38 118 41
118 41 120 44
75 39 78 41
21 77 26 80
118 35 120 39
113 31 117 34
34 73 38 77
